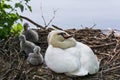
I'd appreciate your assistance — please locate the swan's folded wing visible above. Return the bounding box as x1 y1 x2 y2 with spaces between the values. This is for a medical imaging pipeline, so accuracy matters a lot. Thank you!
45 46 79 73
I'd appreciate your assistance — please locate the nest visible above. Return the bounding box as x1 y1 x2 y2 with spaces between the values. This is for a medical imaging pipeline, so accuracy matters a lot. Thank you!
0 28 120 80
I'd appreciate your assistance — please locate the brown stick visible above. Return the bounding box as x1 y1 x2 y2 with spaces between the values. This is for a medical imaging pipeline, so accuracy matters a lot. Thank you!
107 39 120 64
33 75 46 80
90 42 116 48
45 9 58 27
102 65 120 73
20 15 45 29
40 1 47 27
1 68 15 80
52 25 63 30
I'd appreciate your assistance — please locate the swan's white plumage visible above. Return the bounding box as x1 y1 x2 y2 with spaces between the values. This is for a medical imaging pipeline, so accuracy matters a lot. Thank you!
45 30 99 76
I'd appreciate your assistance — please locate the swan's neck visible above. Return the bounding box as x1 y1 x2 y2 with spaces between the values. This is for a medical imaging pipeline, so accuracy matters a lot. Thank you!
50 38 76 49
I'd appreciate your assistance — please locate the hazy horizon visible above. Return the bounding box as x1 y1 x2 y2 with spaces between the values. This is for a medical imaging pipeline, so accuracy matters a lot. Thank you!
19 0 120 29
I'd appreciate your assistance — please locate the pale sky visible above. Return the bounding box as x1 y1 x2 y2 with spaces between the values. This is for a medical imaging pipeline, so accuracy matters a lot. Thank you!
20 0 120 29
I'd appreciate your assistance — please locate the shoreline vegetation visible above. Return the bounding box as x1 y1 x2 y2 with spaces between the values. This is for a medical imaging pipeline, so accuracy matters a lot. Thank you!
0 28 120 80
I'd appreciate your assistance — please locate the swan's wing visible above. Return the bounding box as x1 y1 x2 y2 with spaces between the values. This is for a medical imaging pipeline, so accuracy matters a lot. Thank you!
45 45 79 73
65 42 99 75
76 42 99 74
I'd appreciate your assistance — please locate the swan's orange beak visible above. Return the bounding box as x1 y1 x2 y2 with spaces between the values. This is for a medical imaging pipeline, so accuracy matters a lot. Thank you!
58 32 72 39
63 34 72 39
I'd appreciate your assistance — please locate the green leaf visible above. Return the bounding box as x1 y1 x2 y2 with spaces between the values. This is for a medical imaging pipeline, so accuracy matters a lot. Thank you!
3 4 12 9
15 3 24 12
24 0 30 3
0 27 9 39
10 23 23 36
0 0 32 39
27 5 32 12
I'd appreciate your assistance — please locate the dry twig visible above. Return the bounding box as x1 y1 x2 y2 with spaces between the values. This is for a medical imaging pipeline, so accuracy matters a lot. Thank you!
33 75 46 80
20 15 45 29
52 25 63 30
46 9 58 27
102 65 120 73
90 42 116 48
40 1 47 27
40 1 58 28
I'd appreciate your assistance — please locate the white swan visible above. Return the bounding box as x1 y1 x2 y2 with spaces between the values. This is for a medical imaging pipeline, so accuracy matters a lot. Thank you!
19 34 36 55
27 46 43 65
22 23 39 43
45 30 99 76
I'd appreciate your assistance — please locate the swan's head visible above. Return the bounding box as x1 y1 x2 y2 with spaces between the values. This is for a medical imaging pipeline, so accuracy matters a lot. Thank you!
48 30 76 49
23 23 29 31
19 34 26 42
34 46 41 54
48 30 72 42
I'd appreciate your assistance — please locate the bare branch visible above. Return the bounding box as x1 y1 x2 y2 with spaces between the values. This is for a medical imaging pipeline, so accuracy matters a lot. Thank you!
90 42 116 48
39 1 58 28
81 25 84 28
52 25 63 30
107 39 120 64
90 24 96 29
46 9 58 28
102 65 120 73
40 1 47 27
20 15 45 29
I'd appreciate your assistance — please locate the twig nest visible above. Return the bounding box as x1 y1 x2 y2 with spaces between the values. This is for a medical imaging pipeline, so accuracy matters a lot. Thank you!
22 23 39 43
27 46 43 65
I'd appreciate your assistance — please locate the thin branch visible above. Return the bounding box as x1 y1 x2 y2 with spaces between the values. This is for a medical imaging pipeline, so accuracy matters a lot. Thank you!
33 75 46 80
1 68 15 80
46 9 58 27
90 42 116 48
102 65 120 73
90 24 96 29
80 25 84 29
40 1 47 27
107 39 120 64
52 25 63 30
20 15 45 29
0 48 9 57
40 0 58 28
3 37 12 49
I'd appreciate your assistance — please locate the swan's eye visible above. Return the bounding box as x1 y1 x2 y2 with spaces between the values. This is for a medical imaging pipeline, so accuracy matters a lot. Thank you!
58 32 72 39
57 33 66 36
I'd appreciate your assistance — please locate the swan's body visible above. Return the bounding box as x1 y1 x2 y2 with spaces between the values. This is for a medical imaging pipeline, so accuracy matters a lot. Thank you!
22 23 39 43
45 30 99 76
19 35 36 55
27 46 43 65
